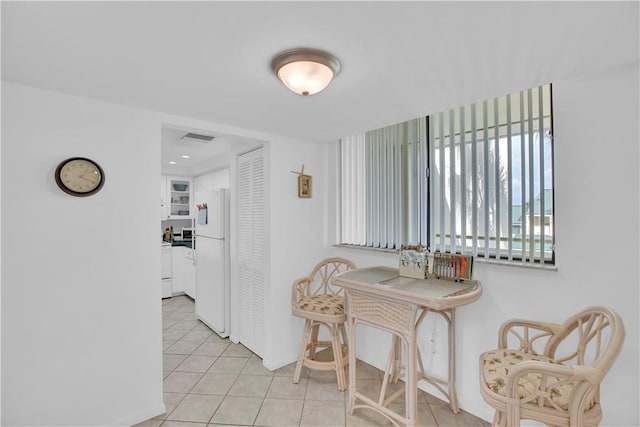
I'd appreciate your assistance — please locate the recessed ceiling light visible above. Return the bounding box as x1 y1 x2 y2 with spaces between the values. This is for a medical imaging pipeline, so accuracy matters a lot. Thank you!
169 161 176 165
181 155 190 159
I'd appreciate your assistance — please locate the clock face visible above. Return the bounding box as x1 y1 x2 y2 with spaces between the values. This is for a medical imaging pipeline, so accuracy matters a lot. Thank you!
55 157 105 196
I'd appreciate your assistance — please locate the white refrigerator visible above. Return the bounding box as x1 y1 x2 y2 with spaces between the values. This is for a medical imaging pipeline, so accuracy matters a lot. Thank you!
194 189 230 337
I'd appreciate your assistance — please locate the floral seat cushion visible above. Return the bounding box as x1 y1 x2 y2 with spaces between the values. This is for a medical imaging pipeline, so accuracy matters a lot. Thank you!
481 349 581 410
294 294 344 315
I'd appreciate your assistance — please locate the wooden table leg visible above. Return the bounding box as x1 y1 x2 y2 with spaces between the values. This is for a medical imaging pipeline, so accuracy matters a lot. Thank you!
406 327 417 427
447 308 459 414
347 314 357 415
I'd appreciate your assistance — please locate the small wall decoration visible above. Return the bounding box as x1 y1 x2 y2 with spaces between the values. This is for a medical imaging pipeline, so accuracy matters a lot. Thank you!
291 164 312 198
298 174 312 198
54 157 105 197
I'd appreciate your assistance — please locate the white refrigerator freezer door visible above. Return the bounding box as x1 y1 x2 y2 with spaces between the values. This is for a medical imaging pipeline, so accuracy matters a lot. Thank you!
195 236 226 335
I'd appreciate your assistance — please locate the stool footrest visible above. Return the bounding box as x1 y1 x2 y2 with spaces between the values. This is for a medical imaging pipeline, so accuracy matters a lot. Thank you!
303 356 349 371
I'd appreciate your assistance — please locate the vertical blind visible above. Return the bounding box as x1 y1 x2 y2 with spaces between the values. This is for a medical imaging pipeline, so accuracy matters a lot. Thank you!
340 119 427 249
340 133 366 246
340 84 554 265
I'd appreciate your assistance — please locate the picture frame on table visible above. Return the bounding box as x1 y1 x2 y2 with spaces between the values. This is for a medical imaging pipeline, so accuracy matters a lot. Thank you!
452 254 473 280
432 252 474 281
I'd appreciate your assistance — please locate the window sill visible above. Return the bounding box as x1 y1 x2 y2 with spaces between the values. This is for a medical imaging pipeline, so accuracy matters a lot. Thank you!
332 244 558 271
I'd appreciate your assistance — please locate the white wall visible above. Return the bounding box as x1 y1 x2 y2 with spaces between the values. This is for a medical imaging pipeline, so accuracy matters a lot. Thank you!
194 168 230 192
263 138 330 369
325 63 640 426
2 61 636 427
1 83 164 426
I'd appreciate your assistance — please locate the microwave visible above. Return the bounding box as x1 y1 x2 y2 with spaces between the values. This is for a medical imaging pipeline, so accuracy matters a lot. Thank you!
181 228 194 240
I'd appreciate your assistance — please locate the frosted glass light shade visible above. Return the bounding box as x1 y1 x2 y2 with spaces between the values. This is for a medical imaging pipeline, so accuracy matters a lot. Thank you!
277 61 334 96
271 48 341 96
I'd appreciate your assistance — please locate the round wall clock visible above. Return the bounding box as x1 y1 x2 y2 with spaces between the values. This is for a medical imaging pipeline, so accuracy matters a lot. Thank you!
55 157 105 197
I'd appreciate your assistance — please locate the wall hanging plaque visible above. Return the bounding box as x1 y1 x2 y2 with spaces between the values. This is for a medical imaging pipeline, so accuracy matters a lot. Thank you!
291 164 312 198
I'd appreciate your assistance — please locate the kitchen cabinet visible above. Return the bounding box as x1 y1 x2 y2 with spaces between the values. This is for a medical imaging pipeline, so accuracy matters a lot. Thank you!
168 245 195 298
171 246 185 295
161 244 172 298
163 176 193 219
183 248 196 299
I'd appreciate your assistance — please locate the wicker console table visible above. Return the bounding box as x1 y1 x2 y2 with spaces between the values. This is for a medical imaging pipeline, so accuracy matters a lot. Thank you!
332 266 482 427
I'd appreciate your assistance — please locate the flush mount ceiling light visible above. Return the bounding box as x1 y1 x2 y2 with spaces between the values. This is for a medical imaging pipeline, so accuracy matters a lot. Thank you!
271 48 341 96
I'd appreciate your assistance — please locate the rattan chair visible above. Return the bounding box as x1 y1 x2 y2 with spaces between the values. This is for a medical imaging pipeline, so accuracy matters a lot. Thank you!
291 257 356 391
479 306 625 427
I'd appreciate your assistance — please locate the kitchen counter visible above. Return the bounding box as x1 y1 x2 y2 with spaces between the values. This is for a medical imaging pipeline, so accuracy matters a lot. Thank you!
169 239 194 249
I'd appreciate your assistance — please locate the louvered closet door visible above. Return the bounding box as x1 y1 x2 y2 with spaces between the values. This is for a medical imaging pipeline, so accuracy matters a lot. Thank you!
237 148 265 357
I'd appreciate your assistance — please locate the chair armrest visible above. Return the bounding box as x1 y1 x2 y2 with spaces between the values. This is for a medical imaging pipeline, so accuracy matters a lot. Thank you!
292 276 312 305
506 360 602 395
504 360 575 403
498 319 567 355
502 361 602 425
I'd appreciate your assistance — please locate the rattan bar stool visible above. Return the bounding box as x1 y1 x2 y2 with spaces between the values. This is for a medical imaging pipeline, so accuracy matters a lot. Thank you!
291 257 356 391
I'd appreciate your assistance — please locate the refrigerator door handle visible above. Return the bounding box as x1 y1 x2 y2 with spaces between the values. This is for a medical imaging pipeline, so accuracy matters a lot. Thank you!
196 236 224 241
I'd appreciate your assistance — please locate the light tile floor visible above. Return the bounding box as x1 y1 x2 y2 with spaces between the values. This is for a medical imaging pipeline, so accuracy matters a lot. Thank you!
136 295 490 427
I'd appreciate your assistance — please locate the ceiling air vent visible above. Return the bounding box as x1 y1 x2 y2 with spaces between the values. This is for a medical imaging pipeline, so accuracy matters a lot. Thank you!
181 133 215 142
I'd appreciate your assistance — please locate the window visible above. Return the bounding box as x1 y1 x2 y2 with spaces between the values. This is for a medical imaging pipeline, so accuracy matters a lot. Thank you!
339 84 554 265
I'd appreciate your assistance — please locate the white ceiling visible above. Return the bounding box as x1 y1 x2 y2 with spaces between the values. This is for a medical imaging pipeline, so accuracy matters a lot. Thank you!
2 1 638 172
160 126 262 175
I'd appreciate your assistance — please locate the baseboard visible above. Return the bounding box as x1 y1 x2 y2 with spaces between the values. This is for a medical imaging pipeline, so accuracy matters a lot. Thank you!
197 315 229 338
263 352 298 371
107 403 166 426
